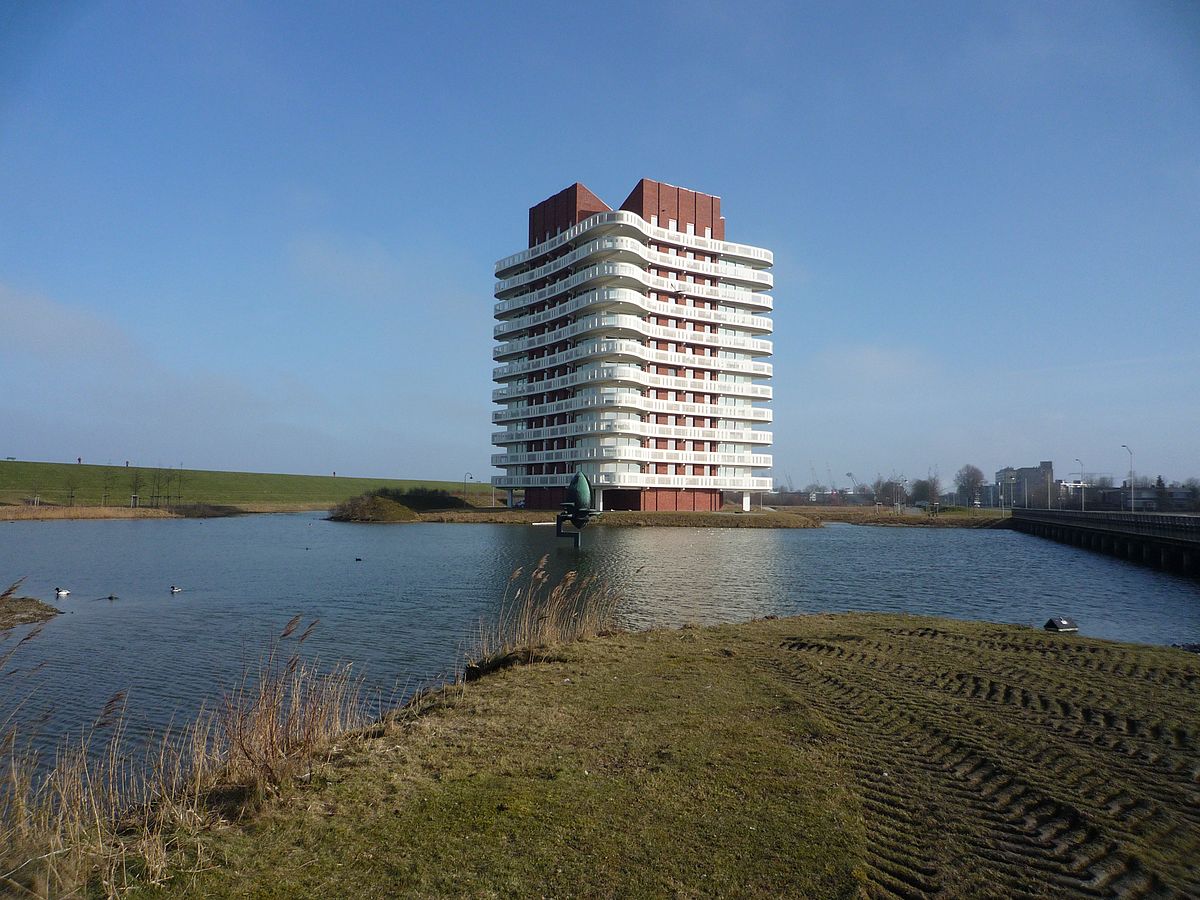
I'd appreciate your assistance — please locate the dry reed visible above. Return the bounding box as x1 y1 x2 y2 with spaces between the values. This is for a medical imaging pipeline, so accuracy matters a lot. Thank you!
0 594 369 898
463 557 621 680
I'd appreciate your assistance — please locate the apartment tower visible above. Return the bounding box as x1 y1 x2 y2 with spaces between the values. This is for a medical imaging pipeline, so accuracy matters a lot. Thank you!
491 178 774 512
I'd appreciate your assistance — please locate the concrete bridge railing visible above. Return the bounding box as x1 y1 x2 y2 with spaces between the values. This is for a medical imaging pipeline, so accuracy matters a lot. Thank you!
1011 508 1200 575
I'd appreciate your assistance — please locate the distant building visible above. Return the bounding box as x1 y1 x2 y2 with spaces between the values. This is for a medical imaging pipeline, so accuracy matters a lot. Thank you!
995 461 1054 508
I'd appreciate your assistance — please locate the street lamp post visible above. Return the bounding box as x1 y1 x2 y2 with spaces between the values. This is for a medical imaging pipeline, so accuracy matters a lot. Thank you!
1121 445 1133 512
463 472 474 506
1076 458 1085 511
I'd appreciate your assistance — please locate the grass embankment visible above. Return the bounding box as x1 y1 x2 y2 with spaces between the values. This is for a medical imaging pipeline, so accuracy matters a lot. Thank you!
329 495 419 523
139 614 1198 898
0 460 491 517
777 505 1012 528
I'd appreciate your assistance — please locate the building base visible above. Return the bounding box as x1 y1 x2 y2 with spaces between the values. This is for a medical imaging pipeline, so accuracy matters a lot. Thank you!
523 487 722 512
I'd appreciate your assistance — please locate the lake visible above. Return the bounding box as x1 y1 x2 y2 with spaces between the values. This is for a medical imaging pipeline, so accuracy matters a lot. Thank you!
2 513 1197 750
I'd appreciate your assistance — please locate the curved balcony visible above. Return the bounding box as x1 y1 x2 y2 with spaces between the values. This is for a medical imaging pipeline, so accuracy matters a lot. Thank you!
494 288 773 344
492 393 772 425
491 421 772 446
493 339 773 382
492 366 773 403
492 447 773 468
492 472 774 491
495 263 772 318
495 235 772 298
494 210 773 277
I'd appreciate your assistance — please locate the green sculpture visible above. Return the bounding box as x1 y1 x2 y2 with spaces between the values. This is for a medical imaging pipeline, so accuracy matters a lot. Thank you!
557 471 600 546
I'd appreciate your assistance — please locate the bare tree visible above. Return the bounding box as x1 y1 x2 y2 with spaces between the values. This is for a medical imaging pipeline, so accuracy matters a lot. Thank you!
149 468 166 507
101 467 115 507
64 471 81 507
954 464 985 506
129 470 144 506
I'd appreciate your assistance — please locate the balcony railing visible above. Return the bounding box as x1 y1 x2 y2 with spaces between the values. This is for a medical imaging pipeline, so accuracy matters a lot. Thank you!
491 421 772 446
492 366 773 402
492 472 774 491
491 448 773 467
494 210 773 277
494 235 772 297
493 339 773 381
494 288 772 342
494 263 772 318
492 393 772 424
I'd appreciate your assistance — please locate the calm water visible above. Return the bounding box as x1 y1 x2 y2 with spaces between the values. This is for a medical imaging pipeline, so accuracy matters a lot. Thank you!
2 514 1197 749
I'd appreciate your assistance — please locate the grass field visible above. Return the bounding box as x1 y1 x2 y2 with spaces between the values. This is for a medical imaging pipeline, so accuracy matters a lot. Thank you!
125 613 1198 898
0 460 492 511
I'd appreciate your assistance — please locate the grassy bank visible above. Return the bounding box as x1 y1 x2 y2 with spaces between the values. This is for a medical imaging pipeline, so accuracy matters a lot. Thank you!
776 505 1012 528
124 613 1199 898
0 459 491 514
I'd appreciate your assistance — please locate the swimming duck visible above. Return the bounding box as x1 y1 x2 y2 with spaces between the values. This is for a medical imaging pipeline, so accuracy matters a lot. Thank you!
55 587 70 597
170 585 182 594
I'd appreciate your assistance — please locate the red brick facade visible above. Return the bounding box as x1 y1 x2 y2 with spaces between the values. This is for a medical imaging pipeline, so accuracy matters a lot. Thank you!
528 183 611 247
619 178 725 240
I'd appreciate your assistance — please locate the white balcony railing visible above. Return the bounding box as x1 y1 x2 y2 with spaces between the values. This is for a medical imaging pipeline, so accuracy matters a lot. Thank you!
492 366 773 403
492 472 774 491
493 288 772 343
495 235 772 297
491 421 772 446
493 339 773 382
492 447 773 467
494 210 773 277
492 393 772 425
494 263 772 318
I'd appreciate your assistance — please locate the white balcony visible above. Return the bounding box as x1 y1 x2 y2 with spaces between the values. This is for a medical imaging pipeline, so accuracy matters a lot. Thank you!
492 472 774 491
494 210 773 278
492 366 773 403
492 447 773 468
491 421 772 446
492 393 773 425
493 289 773 343
492 339 773 382
495 235 772 297
494 263 772 318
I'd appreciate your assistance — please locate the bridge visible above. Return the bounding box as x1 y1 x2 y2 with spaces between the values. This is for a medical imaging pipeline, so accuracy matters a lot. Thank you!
1011 509 1200 576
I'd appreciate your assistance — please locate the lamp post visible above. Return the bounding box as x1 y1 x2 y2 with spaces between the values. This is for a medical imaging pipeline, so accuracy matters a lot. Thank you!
463 472 474 506
1121 445 1133 512
1076 458 1085 511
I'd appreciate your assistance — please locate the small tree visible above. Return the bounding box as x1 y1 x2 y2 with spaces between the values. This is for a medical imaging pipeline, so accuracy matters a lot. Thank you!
64 471 81 507
129 470 144 506
101 467 115 507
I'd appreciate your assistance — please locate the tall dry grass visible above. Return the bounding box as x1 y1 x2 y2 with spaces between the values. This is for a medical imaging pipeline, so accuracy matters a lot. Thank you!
463 556 621 680
1 593 369 897
1 564 619 896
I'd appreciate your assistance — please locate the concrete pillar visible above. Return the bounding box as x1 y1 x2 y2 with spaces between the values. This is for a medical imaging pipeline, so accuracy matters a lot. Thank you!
741 491 751 512
507 489 515 508
593 488 604 512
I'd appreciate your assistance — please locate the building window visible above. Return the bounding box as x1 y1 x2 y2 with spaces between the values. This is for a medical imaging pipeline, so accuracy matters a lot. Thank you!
704 226 711 238
669 219 677 231
686 223 694 235
650 215 658 226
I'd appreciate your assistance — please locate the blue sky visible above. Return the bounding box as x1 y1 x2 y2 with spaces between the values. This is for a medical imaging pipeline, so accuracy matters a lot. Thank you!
1 1 1197 486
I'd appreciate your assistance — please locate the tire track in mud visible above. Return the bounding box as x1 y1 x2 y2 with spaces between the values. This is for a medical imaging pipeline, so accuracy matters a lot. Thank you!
770 626 1200 898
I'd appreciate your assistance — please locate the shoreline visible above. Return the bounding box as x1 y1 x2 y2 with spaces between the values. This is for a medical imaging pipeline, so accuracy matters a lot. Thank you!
3 503 1013 529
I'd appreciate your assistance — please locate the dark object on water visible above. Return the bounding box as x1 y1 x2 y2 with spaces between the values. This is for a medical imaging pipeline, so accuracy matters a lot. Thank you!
1044 616 1078 633
355 557 363 562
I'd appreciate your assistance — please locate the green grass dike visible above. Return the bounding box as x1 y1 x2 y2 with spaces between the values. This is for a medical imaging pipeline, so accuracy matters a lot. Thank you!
131 614 1199 898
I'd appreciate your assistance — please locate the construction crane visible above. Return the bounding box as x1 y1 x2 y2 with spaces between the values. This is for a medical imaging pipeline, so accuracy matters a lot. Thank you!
845 472 857 494
826 464 838 494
